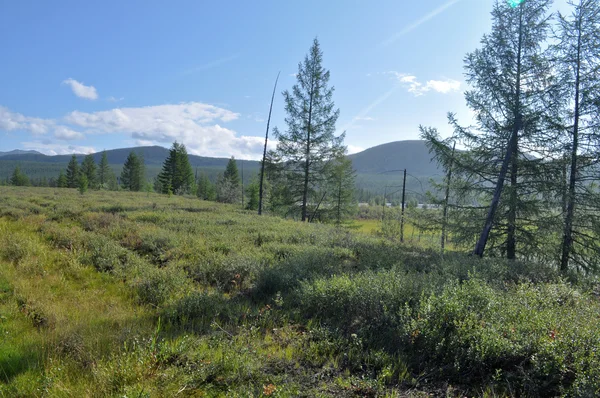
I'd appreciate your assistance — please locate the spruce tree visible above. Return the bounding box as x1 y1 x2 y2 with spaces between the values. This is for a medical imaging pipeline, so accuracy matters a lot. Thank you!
196 172 216 201
216 157 241 203
97 151 112 189
273 38 345 221
157 142 194 194
81 154 97 189
65 155 80 188
121 151 144 191
245 176 260 210
10 166 29 186
57 171 68 188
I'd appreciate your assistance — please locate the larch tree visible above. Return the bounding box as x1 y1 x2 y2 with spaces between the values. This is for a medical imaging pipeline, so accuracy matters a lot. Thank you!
423 0 553 259
326 156 356 225
554 0 600 272
273 38 345 222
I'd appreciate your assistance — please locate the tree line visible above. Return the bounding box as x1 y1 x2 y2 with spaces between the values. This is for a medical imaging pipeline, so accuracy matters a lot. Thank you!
4 37 358 225
420 0 600 273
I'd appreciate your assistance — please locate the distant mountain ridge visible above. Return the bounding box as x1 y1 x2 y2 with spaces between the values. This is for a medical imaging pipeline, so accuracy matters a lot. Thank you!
348 140 441 176
0 146 260 169
0 141 442 196
0 140 440 175
0 149 43 157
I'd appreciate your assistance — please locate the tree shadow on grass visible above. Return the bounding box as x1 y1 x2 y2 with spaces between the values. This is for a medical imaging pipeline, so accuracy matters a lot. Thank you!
0 347 40 383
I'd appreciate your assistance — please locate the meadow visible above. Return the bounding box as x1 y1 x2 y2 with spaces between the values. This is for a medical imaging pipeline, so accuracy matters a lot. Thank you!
1 187 600 397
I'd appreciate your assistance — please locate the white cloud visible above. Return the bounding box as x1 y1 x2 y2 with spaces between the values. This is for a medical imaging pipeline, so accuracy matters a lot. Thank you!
64 102 267 159
354 116 376 121
380 0 463 47
388 72 461 96
107 96 124 102
425 79 462 94
54 126 85 141
62 78 98 100
21 141 96 156
0 106 54 135
347 145 365 155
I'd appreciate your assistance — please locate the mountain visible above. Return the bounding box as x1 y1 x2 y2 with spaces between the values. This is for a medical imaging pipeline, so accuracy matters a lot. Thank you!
0 141 442 198
0 146 261 169
348 140 440 176
0 149 42 157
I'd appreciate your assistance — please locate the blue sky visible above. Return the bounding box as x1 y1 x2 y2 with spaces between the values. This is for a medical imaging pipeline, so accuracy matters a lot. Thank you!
0 0 570 158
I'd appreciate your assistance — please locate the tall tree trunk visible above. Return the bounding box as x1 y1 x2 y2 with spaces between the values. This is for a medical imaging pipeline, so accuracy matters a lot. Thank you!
561 11 583 272
474 4 523 258
441 143 456 251
301 78 315 222
507 140 518 259
258 72 280 215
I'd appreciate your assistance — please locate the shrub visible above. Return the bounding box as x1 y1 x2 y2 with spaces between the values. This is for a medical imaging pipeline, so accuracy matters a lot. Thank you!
253 247 354 300
164 291 234 332
129 266 188 307
81 233 129 273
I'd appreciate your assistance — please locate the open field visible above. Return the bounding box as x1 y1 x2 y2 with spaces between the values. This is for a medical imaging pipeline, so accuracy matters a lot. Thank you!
1 187 600 397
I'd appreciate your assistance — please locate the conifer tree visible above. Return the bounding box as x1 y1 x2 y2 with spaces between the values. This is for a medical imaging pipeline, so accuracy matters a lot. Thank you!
196 172 216 201
97 151 113 189
273 38 345 221
554 0 600 271
217 157 241 203
65 155 80 188
422 0 553 259
157 142 194 194
57 170 68 188
326 156 356 225
121 151 144 191
10 166 29 186
81 154 97 189
245 176 260 211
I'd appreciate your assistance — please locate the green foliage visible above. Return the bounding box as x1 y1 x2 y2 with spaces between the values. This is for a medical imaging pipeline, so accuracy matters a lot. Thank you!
97 151 111 189
81 154 97 189
78 174 88 195
273 37 346 221
10 166 30 186
157 142 194 195
324 156 357 225
65 154 80 188
217 157 241 204
245 176 260 210
196 171 216 201
2 187 600 396
120 151 145 191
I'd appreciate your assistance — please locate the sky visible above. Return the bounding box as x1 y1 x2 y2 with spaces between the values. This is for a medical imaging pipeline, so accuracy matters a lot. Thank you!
0 0 571 159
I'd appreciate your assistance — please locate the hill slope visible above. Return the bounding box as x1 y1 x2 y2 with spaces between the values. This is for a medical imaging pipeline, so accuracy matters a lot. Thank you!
348 140 440 176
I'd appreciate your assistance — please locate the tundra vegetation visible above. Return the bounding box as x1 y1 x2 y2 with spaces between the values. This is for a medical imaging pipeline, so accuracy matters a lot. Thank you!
2 186 600 397
2 1 600 396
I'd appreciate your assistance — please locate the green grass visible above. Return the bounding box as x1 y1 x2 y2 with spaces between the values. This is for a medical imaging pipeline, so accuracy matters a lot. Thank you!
0 186 599 397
